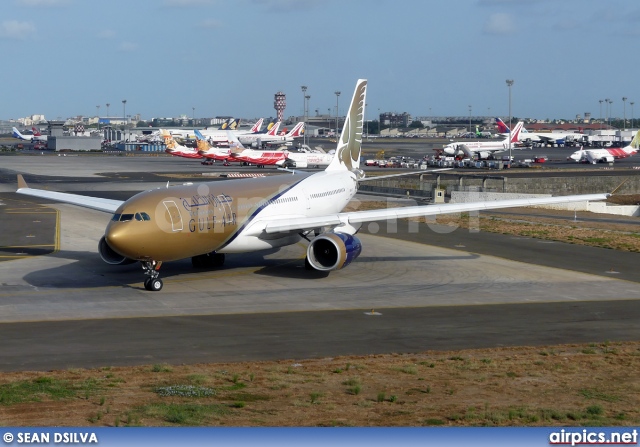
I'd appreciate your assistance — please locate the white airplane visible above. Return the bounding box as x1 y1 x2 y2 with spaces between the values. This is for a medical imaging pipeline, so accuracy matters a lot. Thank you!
441 122 523 159
12 127 48 142
191 119 277 148
568 130 640 164
166 118 243 142
15 79 607 291
496 118 579 147
237 122 304 148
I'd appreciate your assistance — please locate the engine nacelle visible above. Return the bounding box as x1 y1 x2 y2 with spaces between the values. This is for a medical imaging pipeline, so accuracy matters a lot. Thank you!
98 235 136 265
306 233 362 272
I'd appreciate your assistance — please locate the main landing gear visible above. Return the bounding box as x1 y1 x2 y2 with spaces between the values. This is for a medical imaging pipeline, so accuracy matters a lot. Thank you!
142 260 163 291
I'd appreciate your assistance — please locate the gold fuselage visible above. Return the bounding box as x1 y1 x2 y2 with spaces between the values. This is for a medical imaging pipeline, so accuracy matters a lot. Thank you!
104 173 315 262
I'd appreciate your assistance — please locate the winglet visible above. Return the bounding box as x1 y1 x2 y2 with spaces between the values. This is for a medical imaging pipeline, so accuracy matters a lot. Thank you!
17 174 28 190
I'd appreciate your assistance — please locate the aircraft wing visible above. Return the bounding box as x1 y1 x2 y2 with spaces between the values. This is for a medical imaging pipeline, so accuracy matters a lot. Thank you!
262 193 608 234
534 134 555 144
16 175 123 213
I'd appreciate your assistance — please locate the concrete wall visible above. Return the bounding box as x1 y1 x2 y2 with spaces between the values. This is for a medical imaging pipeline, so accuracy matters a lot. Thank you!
365 173 640 196
451 191 640 215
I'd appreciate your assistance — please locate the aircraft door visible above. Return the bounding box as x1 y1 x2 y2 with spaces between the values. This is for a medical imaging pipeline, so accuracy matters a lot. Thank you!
162 200 183 232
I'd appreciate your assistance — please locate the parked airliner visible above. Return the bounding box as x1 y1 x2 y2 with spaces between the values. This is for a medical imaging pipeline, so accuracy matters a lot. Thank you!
568 130 640 163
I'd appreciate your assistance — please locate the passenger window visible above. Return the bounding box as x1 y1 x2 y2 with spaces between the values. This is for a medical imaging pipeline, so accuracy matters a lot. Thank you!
120 214 134 222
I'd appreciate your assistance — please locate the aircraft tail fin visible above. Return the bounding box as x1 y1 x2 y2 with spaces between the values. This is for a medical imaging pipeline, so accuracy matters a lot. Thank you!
495 118 509 134
31 127 42 136
510 121 524 143
285 122 304 138
628 129 640 152
326 79 367 172
160 129 179 151
250 118 264 133
228 118 240 130
266 122 281 136
218 118 234 130
12 127 28 141
194 129 212 151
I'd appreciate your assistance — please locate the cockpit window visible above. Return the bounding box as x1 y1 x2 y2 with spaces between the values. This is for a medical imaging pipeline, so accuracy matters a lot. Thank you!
112 212 151 222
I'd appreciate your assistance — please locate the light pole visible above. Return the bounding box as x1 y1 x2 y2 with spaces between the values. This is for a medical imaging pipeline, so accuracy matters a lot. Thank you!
301 86 307 146
122 100 127 141
605 98 610 128
599 99 603 130
334 91 341 137
631 102 635 129
192 107 195 126
378 108 380 136
305 95 310 146
608 99 613 128
468 105 472 133
622 97 627 129
96 105 100 130
106 103 110 120
506 79 514 163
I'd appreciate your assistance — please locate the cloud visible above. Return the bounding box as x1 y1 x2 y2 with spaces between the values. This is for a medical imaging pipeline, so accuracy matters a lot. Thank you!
15 0 71 6
119 41 138 52
0 20 36 40
483 12 516 35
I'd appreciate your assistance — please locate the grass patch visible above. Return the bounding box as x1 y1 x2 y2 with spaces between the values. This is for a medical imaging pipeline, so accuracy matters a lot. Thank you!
139 402 230 425
579 388 621 402
0 377 101 405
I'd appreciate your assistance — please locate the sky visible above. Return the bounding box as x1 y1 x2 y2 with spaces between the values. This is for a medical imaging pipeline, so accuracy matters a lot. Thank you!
1 0 639 123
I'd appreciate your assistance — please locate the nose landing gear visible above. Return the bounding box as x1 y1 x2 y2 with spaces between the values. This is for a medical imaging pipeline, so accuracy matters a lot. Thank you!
142 260 163 291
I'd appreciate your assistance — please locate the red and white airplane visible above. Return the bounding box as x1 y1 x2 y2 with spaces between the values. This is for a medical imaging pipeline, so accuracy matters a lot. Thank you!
237 121 304 148
568 130 640 164
161 129 208 159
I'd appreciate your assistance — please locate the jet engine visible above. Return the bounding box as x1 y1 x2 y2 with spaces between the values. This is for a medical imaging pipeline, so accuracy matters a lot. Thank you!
306 232 362 272
98 235 136 265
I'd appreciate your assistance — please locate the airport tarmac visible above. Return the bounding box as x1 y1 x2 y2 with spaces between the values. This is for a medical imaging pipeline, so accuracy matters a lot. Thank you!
0 154 639 372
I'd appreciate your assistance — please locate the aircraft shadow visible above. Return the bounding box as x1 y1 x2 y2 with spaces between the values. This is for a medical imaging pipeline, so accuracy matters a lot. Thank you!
19 250 479 289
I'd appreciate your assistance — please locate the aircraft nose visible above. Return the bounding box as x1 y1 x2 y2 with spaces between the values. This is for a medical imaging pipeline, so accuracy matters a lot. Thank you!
105 224 137 259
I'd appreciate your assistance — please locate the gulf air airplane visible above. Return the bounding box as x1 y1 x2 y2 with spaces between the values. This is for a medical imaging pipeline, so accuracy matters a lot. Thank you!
16 79 608 291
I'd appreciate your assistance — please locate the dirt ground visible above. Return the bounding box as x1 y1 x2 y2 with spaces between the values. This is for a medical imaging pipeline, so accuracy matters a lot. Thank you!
1 197 638 427
0 342 638 427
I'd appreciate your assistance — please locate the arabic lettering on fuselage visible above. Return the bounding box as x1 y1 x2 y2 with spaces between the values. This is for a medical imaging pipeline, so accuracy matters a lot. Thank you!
182 193 233 211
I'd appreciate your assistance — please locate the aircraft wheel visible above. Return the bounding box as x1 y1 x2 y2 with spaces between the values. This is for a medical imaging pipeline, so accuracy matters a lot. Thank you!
144 278 152 290
149 278 163 291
